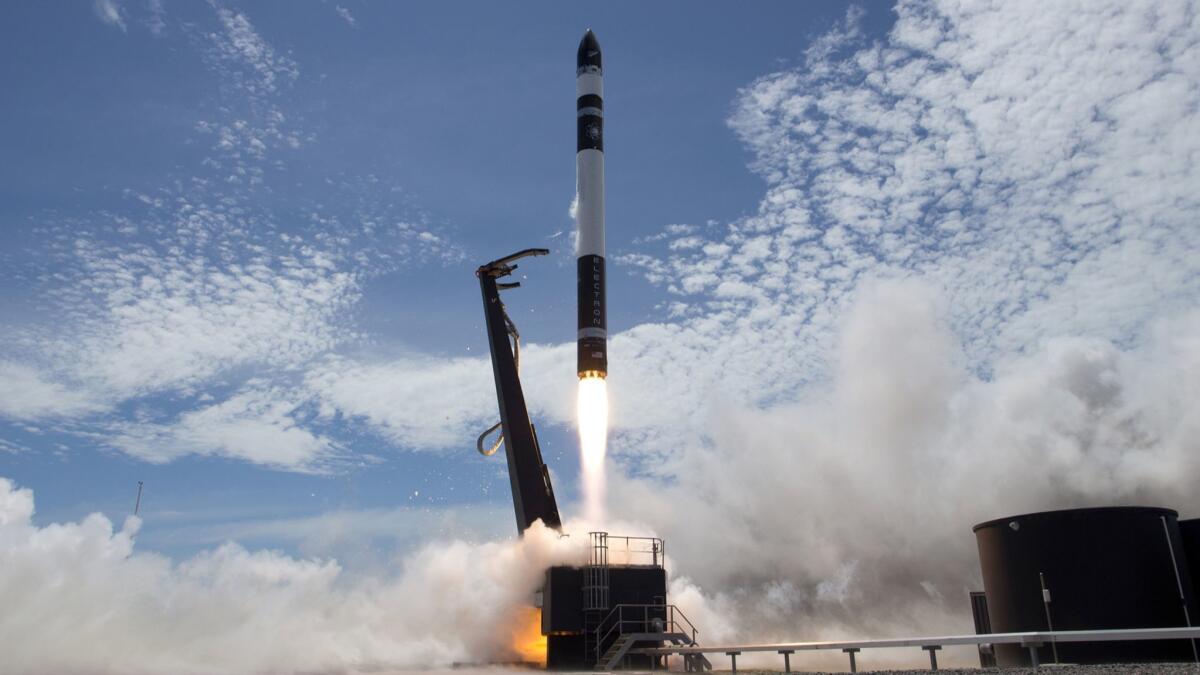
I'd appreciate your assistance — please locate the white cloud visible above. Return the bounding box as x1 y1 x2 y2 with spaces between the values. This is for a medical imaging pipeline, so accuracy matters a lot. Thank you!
145 0 166 36
40 233 360 402
93 0 127 32
107 384 339 472
0 3 462 470
602 0 1200 461
335 5 357 28
711 0 1200 366
208 8 299 97
196 6 305 180
306 343 577 451
0 187 463 465
0 361 105 421
308 355 493 449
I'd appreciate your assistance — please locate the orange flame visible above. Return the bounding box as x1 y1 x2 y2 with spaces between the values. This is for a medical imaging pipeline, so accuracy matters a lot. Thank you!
509 605 547 666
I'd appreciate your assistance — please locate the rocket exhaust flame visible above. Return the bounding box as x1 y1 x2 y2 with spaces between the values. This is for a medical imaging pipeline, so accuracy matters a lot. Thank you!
577 375 608 523
509 606 547 666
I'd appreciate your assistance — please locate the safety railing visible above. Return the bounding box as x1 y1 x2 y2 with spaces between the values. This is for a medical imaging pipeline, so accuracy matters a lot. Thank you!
593 603 698 663
601 535 665 568
631 626 1200 673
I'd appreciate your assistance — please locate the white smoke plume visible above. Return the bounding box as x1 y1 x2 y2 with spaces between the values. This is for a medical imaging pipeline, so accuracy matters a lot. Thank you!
0 476 590 675
611 280 1200 668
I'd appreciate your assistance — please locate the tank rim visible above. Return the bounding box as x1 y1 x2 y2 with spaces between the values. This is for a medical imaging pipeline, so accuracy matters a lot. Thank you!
972 505 1179 532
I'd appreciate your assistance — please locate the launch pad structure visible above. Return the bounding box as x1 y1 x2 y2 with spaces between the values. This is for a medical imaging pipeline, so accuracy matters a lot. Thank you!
543 532 703 670
475 250 711 671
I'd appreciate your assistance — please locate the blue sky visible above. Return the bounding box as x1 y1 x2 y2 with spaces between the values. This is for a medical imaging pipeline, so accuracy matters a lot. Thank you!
0 1 902 555
2 1 1200 671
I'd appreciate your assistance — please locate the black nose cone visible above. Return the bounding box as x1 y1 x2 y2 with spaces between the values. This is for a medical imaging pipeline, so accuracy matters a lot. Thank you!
577 29 601 71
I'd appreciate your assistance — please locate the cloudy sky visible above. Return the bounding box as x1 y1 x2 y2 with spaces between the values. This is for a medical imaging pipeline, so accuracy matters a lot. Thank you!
2 0 1199 672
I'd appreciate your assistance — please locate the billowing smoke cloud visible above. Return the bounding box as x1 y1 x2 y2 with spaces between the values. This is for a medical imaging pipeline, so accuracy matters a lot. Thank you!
0 476 589 674
613 281 1200 668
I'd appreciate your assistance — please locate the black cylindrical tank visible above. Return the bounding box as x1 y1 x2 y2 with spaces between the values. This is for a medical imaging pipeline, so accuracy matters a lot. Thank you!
974 507 1197 666
1180 519 1200 602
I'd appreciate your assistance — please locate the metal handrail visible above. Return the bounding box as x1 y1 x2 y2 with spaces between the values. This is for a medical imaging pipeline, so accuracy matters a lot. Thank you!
604 533 672 564
594 603 700 663
632 625 1200 670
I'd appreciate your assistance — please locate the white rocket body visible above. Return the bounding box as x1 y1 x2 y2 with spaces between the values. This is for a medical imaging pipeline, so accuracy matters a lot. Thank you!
576 30 606 379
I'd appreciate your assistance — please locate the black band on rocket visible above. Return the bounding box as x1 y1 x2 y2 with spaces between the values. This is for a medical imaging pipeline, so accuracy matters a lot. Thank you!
577 114 603 151
577 94 603 110
576 255 607 376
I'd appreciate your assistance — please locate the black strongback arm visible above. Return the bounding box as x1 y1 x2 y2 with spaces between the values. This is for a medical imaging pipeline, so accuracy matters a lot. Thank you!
476 249 562 534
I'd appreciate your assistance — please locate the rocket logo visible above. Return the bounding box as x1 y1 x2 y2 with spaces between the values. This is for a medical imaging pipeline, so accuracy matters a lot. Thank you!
586 124 601 141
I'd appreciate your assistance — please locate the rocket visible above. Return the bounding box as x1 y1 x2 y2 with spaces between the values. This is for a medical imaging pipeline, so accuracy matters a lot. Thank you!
576 29 607 380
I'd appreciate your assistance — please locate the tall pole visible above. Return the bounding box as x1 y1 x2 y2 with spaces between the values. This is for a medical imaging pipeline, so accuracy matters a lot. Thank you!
1161 516 1199 662
1039 572 1059 664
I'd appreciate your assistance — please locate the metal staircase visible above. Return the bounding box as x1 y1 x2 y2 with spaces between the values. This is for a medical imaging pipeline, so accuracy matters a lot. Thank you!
596 633 635 669
591 604 712 671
